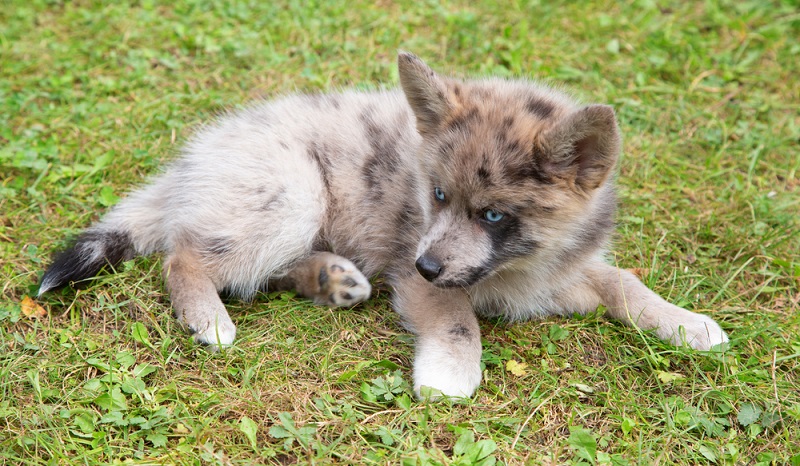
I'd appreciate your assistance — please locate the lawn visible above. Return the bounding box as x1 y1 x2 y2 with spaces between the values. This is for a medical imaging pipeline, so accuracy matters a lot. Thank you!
1 0 798 464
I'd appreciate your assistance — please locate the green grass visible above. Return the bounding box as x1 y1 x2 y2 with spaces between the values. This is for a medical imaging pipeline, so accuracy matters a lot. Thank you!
2 0 799 464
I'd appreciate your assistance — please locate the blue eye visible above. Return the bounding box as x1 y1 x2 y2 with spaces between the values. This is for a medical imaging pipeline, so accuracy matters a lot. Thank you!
434 187 445 201
484 209 504 222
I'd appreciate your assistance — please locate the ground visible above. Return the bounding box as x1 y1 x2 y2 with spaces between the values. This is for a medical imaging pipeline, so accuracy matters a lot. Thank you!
1 0 799 464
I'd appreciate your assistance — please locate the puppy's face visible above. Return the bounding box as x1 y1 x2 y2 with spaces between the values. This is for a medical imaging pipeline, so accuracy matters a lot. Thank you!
412 101 568 288
398 52 621 288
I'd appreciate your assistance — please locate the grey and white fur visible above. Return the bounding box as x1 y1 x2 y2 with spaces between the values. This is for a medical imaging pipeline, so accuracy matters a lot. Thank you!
40 52 728 398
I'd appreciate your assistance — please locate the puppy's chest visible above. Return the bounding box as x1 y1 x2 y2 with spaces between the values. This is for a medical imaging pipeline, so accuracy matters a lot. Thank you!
468 274 565 321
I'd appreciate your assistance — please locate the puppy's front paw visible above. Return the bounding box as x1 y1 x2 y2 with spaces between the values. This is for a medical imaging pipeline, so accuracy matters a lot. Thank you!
413 340 482 399
317 258 371 307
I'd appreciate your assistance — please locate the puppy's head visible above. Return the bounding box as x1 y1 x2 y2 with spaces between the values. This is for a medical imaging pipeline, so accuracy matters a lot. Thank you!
398 52 620 288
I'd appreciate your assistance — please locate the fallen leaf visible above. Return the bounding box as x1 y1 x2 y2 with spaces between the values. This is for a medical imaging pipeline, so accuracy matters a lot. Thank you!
506 359 528 377
172 423 190 434
21 296 47 318
627 268 650 279
571 383 595 394
656 371 685 384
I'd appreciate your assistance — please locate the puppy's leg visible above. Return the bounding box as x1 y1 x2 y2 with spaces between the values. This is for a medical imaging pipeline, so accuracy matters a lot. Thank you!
163 250 236 348
392 274 482 398
275 252 371 307
580 261 728 350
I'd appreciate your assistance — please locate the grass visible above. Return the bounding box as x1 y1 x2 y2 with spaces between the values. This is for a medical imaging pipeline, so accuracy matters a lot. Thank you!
1 0 799 464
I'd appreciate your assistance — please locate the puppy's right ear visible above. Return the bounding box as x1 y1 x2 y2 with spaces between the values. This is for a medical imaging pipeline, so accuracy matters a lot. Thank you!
537 104 621 192
398 52 455 136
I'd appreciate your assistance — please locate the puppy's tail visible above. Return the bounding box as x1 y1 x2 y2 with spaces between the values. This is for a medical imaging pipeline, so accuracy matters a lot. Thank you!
39 182 169 295
38 228 135 295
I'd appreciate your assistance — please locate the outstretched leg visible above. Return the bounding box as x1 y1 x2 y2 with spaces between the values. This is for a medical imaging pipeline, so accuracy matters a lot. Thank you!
163 250 236 348
277 252 371 307
392 274 482 398
578 261 728 350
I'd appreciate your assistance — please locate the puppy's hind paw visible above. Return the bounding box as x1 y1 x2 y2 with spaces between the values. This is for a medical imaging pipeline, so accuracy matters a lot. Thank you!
317 257 371 307
669 311 729 351
190 316 237 351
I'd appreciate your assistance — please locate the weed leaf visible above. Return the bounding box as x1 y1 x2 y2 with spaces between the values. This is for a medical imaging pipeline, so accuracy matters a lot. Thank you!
738 403 763 427
131 322 152 347
240 416 258 449
146 431 168 448
568 426 597 463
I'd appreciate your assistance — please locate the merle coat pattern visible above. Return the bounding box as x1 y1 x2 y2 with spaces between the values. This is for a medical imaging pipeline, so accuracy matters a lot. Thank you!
39 52 728 397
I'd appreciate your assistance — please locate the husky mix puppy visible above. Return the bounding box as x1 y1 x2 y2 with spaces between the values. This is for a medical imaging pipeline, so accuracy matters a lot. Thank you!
39 52 728 397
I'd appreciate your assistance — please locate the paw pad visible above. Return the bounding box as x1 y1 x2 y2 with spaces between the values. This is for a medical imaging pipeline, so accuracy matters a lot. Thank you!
317 260 371 307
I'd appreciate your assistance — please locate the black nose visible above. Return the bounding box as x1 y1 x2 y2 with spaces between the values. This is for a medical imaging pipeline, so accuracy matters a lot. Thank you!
415 254 443 281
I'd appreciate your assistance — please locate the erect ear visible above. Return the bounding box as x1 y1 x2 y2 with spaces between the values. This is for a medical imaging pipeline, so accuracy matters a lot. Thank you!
397 51 455 135
538 104 621 191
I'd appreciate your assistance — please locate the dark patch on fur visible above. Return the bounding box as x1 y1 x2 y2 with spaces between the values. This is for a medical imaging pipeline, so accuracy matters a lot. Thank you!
526 97 555 120
361 155 382 191
39 230 133 293
390 199 422 260
477 153 493 184
503 162 549 185
307 142 332 192
529 145 556 184
206 237 233 255
360 109 402 190
449 324 472 340
482 216 539 265
395 201 418 234
328 293 336 303
256 187 286 212
499 144 555 186
279 140 289 150
341 292 353 301
459 266 490 286
476 158 491 184
433 265 490 288
447 107 479 133
502 138 525 158
438 139 456 159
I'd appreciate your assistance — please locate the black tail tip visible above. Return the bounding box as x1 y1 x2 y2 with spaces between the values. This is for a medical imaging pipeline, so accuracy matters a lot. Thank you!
38 230 133 295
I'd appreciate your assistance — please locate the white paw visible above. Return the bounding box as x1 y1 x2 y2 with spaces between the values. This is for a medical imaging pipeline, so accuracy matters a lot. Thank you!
319 259 371 307
413 340 482 399
191 316 237 350
666 312 728 350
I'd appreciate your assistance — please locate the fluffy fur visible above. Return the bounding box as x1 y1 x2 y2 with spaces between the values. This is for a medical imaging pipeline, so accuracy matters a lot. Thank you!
40 52 728 397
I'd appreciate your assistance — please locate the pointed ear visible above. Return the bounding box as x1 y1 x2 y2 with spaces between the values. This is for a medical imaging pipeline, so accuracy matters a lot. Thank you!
539 104 621 191
397 51 454 135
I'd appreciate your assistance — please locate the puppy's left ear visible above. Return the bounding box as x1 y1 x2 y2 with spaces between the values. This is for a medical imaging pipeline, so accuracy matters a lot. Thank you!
538 104 621 191
397 51 455 136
